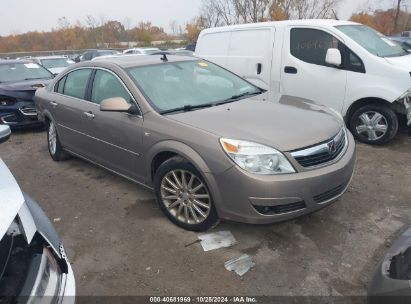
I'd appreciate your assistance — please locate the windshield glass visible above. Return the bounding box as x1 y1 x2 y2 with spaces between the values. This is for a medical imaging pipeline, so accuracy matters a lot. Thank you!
336 25 408 57
127 60 261 113
0 63 52 83
40 58 73 69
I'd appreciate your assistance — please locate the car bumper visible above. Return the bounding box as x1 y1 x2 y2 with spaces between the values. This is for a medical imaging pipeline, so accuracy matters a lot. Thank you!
368 227 411 302
61 262 76 303
0 101 42 127
208 132 356 224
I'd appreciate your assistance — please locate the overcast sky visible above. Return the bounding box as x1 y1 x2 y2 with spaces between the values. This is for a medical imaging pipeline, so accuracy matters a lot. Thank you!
0 0 400 36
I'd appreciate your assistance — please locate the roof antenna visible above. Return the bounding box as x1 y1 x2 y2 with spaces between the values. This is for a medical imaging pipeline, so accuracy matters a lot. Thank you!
161 53 168 62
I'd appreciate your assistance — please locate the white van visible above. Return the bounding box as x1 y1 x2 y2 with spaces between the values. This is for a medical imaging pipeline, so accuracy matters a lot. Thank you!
196 20 411 145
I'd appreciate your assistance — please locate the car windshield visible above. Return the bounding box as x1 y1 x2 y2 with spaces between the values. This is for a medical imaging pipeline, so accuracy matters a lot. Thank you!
0 63 52 83
40 58 73 69
336 25 408 57
127 60 262 113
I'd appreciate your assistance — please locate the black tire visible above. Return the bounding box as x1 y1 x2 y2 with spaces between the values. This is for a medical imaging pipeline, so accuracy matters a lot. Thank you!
349 104 398 145
154 156 219 231
47 120 69 161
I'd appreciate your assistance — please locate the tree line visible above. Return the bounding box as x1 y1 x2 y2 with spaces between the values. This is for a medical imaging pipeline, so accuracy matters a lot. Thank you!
0 0 410 53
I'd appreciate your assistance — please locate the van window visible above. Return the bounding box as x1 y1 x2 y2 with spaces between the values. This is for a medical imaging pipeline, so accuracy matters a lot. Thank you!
290 28 339 66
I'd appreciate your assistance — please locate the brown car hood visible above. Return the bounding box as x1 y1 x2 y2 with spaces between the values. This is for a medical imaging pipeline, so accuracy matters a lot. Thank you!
167 95 343 152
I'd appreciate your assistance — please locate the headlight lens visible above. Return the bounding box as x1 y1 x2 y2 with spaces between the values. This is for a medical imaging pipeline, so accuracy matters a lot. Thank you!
29 247 62 300
220 138 295 175
398 88 411 101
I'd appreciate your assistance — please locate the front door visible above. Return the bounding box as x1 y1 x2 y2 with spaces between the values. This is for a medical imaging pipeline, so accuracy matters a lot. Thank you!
79 69 144 180
281 27 347 113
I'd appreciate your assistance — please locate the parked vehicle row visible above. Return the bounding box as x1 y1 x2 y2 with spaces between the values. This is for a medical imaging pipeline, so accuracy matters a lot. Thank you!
196 19 411 145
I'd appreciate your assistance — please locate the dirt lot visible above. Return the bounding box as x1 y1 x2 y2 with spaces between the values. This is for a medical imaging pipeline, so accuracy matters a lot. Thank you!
0 128 410 296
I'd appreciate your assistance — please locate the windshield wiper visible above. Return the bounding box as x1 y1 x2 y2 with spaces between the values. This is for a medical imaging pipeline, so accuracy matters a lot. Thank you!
214 90 264 106
161 103 214 115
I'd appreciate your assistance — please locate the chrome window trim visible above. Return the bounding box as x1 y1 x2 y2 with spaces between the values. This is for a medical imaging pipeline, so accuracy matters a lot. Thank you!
52 66 143 118
290 128 348 169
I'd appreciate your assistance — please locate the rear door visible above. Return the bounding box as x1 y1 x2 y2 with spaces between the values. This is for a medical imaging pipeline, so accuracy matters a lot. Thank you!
281 27 347 112
79 68 145 180
51 68 93 155
226 28 275 90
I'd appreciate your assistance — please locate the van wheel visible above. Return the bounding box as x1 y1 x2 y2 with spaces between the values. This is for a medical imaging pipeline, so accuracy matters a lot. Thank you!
349 104 398 145
47 120 69 161
154 156 219 232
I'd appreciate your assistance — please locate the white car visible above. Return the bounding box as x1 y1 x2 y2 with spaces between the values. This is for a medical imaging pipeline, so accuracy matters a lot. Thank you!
32 56 75 75
0 125 75 301
122 47 161 55
196 20 411 145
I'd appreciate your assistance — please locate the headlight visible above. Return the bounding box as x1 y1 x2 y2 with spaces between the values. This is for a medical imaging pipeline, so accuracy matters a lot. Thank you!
220 138 295 175
397 88 411 101
28 247 62 301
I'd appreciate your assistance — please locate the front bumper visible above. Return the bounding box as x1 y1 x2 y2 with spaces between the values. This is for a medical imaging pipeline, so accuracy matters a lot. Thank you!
0 100 42 127
208 131 356 224
22 194 76 301
368 227 411 302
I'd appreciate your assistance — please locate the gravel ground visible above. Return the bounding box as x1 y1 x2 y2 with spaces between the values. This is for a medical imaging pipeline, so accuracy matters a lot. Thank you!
0 128 410 296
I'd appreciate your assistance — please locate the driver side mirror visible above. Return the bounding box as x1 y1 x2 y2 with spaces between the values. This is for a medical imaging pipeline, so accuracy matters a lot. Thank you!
100 97 133 113
0 125 11 144
325 48 342 67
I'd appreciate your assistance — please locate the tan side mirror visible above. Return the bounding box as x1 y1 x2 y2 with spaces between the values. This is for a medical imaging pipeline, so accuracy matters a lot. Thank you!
100 97 130 112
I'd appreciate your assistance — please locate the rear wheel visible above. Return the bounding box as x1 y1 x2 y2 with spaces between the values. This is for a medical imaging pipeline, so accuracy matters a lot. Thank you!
349 104 398 145
47 120 69 161
154 157 219 231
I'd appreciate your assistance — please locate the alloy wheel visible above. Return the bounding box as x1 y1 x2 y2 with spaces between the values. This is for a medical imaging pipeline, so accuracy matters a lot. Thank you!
48 121 57 155
355 111 388 141
160 170 211 225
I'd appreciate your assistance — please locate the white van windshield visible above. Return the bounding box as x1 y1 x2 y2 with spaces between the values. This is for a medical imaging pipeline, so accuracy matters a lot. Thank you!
336 25 408 58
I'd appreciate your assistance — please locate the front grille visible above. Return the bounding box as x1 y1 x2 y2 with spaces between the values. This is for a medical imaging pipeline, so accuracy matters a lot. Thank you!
19 107 37 116
291 129 346 168
254 201 306 215
313 184 345 203
1 114 18 124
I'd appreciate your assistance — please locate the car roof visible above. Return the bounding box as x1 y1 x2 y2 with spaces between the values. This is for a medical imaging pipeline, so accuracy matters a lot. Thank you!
82 54 197 69
0 59 33 65
34 56 69 60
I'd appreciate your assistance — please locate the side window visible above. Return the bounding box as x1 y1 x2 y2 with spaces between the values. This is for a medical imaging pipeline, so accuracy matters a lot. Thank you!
290 28 339 66
63 69 92 99
55 76 66 93
91 70 132 105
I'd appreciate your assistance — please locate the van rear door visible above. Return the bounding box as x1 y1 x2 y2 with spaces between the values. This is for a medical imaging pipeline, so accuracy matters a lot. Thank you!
225 28 275 90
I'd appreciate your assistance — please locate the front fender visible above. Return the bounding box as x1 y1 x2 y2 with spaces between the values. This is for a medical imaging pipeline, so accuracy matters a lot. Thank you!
144 140 213 183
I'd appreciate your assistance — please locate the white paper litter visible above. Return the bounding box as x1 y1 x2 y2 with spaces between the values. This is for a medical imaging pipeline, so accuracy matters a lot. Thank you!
224 254 255 276
198 231 236 251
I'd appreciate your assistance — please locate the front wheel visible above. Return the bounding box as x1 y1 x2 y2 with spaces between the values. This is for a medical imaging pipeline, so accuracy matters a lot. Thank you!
47 120 69 161
154 157 219 231
349 104 398 145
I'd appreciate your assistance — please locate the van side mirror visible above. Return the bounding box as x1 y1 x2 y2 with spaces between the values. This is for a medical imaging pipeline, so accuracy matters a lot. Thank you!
325 48 342 67
0 125 11 144
100 97 131 112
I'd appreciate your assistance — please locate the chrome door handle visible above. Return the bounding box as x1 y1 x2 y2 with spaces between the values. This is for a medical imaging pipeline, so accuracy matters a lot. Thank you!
83 111 95 119
50 101 58 108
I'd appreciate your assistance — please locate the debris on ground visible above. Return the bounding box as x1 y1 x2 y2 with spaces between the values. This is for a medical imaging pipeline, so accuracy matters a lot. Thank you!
198 231 236 251
53 218 61 223
224 254 255 276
